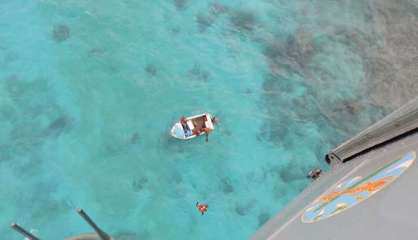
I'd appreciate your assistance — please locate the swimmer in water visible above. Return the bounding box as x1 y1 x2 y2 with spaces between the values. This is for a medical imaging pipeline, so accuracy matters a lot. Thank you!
196 202 208 215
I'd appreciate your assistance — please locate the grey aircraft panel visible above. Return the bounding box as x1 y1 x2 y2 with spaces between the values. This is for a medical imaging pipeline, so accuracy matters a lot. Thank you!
252 131 418 240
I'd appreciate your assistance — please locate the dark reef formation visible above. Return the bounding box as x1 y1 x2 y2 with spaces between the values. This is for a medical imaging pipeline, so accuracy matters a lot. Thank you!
195 2 228 32
0 75 74 226
132 176 148 192
88 48 105 57
255 0 418 156
130 132 140 144
174 0 188 11
170 171 183 184
196 14 215 33
1 76 72 162
362 0 418 109
145 64 157 76
235 200 255 216
188 64 210 82
220 177 234 194
52 24 70 42
229 10 257 33
46 115 72 137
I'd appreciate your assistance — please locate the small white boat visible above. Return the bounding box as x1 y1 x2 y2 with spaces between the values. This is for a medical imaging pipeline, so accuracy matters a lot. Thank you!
170 113 215 140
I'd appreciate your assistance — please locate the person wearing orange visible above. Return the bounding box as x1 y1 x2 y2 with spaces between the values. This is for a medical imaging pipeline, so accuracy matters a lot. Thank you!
196 202 208 215
193 128 201 136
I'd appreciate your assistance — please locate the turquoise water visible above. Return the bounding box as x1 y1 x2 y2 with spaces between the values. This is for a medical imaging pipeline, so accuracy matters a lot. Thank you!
0 1 390 239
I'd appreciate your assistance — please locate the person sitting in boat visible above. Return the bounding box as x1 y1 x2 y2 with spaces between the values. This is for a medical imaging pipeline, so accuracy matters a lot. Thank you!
180 116 187 126
184 128 192 137
196 202 208 215
192 128 201 136
192 125 209 138
180 116 193 137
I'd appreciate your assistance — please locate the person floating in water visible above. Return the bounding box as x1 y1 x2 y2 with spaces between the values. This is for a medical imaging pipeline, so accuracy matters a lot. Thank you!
196 202 208 215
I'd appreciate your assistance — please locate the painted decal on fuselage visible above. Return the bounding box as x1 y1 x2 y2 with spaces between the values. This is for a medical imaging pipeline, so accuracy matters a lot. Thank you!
302 151 416 223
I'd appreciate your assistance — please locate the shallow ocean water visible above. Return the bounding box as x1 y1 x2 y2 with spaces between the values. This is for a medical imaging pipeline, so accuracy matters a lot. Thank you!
0 0 394 239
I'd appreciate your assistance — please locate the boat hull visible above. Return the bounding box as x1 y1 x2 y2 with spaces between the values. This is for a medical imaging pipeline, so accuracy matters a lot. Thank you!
170 113 214 140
